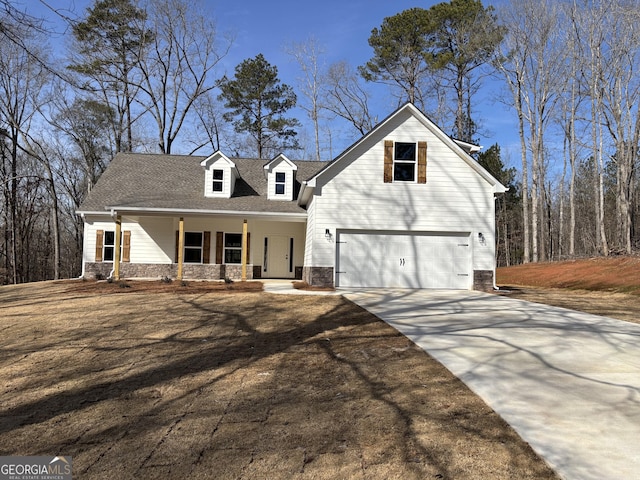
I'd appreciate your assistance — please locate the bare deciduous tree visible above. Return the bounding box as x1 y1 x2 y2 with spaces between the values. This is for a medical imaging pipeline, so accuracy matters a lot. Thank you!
136 0 231 154
286 36 325 160
323 61 375 137
497 0 566 262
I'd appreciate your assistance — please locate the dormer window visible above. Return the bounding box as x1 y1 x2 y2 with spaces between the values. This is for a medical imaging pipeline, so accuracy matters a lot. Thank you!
201 152 239 198
264 154 297 201
275 172 286 195
212 169 223 192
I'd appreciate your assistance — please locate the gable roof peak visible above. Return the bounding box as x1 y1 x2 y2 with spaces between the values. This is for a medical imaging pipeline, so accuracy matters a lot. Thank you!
200 150 236 169
263 153 298 171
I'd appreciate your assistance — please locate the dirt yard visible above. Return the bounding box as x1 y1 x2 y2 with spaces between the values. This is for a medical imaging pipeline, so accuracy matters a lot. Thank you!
0 280 557 479
497 256 640 324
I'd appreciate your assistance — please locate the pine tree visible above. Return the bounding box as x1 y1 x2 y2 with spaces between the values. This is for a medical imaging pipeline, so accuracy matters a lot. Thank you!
218 54 299 159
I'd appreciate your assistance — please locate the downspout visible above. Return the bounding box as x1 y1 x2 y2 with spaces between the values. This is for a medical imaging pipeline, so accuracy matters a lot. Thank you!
493 195 502 291
77 213 87 279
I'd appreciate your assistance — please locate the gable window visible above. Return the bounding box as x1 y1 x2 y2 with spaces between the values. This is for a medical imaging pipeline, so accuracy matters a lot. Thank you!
394 142 416 182
212 169 223 192
275 172 286 195
384 140 427 184
224 233 242 264
184 232 203 263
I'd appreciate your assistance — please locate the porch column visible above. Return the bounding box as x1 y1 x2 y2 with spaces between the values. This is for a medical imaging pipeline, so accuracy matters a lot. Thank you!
114 215 122 280
241 219 248 281
177 217 184 280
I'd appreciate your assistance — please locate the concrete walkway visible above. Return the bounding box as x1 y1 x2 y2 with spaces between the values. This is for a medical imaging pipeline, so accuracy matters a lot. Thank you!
262 279 340 295
342 289 640 480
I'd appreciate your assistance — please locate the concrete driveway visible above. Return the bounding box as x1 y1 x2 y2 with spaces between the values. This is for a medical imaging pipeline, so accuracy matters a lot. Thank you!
343 289 640 480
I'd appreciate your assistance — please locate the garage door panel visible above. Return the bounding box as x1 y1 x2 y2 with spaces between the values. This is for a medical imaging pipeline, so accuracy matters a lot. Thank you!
337 232 471 289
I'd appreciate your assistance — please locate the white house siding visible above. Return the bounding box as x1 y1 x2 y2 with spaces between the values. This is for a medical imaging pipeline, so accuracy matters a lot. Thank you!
309 110 497 287
83 217 111 266
84 216 179 265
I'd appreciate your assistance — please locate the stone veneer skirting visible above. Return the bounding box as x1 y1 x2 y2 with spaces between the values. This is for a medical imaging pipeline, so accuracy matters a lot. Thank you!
85 262 254 281
473 270 494 292
302 266 334 288
87 263 491 290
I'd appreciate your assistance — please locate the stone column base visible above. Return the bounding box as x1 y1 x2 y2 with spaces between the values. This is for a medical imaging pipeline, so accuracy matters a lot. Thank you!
473 270 494 292
302 266 334 287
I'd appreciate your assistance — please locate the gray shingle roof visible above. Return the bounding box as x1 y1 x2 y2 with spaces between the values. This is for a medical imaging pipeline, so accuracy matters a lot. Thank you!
78 153 326 215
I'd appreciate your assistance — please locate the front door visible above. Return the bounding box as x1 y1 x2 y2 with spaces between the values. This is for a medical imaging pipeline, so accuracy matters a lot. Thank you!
265 236 293 278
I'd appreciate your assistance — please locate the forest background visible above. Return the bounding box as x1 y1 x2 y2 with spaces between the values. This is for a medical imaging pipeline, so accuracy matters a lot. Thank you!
0 0 636 284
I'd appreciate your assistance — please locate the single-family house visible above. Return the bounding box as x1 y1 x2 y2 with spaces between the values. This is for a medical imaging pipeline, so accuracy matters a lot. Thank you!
77 103 507 290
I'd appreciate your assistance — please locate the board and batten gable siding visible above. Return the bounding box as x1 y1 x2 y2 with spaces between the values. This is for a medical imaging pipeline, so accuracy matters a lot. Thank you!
308 109 497 271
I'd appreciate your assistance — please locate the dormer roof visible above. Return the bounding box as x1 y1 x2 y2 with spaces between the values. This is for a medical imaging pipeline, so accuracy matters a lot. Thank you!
200 151 239 173
263 153 298 175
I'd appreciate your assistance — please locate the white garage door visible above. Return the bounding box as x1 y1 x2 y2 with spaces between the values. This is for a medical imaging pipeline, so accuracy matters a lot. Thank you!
336 232 471 289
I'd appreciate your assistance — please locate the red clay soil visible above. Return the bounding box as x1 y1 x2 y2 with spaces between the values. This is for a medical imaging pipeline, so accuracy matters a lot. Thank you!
497 256 640 295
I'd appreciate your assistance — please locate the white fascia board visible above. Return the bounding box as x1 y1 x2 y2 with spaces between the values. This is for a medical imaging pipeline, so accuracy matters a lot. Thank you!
200 151 239 176
408 106 507 192
76 210 109 216
263 153 298 173
103 206 308 222
453 139 482 153
297 181 314 207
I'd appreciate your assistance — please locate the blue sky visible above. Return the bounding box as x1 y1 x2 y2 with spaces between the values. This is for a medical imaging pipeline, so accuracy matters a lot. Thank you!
212 0 519 156
29 0 519 161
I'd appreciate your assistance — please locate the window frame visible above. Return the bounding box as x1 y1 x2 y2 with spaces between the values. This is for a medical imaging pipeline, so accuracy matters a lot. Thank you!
224 232 243 264
212 169 224 192
393 142 417 182
274 171 286 195
101 231 128 263
103 230 116 262
183 231 204 264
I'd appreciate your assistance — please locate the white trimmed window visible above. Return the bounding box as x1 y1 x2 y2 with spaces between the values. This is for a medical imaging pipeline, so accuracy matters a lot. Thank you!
393 142 417 182
184 232 203 263
95 230 130 263
224 233 242 264
212 169 224 192
275 172 286 195
103 231 116 262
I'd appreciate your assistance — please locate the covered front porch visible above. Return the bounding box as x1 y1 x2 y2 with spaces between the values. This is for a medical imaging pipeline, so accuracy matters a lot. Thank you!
83 209 307 282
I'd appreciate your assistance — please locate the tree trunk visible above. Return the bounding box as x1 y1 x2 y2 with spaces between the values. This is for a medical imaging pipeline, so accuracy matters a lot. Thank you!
516 79 530 263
